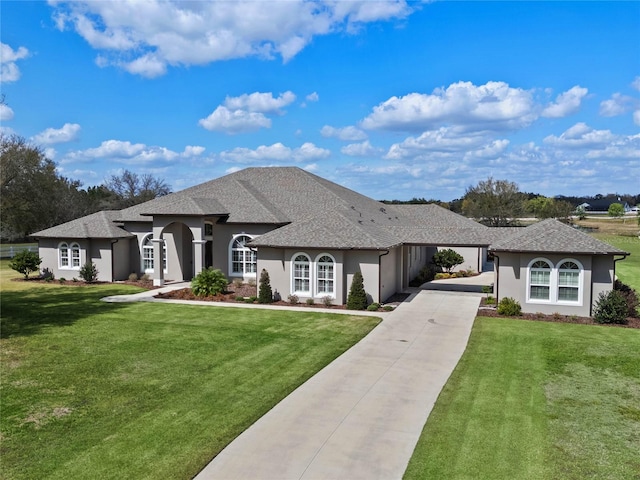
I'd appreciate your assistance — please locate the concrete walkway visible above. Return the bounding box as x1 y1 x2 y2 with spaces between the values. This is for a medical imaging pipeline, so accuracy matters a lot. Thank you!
194 290 481 480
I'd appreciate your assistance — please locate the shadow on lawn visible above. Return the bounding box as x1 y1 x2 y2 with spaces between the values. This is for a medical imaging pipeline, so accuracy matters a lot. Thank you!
0 286 136 338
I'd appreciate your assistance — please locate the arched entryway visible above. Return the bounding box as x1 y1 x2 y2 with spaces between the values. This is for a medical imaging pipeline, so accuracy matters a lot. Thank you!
162 222 195 281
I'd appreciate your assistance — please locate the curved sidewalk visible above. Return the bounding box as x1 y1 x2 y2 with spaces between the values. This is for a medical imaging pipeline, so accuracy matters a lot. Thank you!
195 290 480 480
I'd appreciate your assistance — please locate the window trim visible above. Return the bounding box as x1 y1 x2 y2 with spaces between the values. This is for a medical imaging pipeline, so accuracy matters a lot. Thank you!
526 257 583 306
291 253 312 295
315 253 336 297
229 234 257 278
140 234 167 274
527 258 552 303
58 241 81 270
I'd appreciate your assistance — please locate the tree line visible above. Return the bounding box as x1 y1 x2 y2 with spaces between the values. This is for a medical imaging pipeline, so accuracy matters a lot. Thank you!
1 134 170 241
384 178 639 227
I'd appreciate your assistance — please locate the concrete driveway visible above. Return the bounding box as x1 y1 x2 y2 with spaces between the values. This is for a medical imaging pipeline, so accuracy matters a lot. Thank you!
195 290 481 480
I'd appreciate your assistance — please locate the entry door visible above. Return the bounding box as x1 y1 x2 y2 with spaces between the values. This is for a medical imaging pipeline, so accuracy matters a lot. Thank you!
205 240 213 268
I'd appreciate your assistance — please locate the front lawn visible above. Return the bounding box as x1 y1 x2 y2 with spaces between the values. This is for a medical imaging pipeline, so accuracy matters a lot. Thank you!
404 316 640 480
0 273 380 479
592 234 640 292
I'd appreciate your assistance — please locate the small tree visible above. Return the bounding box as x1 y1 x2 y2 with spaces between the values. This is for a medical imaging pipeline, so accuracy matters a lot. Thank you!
432 249 464 274
79 261 99 283
608 203 624 219
9 250 42 279
346 271 368 310
258 269 273 304
191 268 228 297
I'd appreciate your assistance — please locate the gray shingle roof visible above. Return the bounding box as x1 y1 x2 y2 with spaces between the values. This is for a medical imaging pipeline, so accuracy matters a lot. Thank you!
489 218 629 255
31 211 134 239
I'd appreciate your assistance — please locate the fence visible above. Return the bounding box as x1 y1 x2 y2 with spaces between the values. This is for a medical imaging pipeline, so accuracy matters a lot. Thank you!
0 244 38 259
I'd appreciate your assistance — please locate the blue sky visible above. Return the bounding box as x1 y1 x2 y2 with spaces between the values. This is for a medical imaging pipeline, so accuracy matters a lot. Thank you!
1 1 638 201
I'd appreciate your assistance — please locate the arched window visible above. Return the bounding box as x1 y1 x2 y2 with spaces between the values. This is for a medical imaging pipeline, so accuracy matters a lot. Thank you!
141 235 166 273
59 242 81 269
529 259 551 301
316 254 335 296
292 254 311 294
59 242 69 268
230 235 256 276
558 260 581 302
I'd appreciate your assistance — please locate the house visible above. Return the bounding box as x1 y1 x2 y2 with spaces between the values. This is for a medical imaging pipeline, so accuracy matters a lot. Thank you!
580 199 631 213
32 167 629 316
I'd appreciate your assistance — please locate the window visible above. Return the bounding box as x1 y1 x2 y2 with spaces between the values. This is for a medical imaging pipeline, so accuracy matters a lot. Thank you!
141 235 166 273
316 254 335 295
59 242 80 269
529 259 551 301
527 258 583 305
558 260 580 302
230 235 256 276
292 254 311 294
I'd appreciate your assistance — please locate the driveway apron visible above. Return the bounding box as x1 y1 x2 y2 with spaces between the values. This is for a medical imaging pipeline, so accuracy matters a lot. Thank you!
195 290 480 480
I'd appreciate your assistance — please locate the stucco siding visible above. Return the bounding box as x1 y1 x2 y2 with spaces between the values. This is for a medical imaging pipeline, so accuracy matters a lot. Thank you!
112 238 131 281
437 246 482 273
380 247 400 303
496 252 610 317
344 251 381 304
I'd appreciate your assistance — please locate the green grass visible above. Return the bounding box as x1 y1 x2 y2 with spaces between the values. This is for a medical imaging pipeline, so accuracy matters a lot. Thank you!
592 234 640 292
404 317 640 480
0 268 380 479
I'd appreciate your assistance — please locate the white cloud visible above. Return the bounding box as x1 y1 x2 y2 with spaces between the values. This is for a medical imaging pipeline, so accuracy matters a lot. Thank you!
0 43 30 83
0 103 14 121
219 142 330 164
599 92 638 117
183 145 205 156
360 81 538 132
543 123 617 149
634 110 640 126
541 85 588 118
385 127 490 160
224 91 295 113
341 140 383 157
50 1 416 76
32 123 81 145
320 125 367 141
198 106 271 134
43 147 57 160
62 139 197 165
632 76 640 91
306 92 319 102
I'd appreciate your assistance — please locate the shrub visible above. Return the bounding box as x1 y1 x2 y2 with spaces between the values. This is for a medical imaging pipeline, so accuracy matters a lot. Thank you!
128 273 139 282
287 294 299 304
79 261 99 283
367 303 380 311
482 285 493 295
485 295 495 305
432 249 464 274
497 297 522 316
321 296 333 307
346 271 368 310
247 278 256 287
232 277 244 288
306 298 315 305
614 280 639 318
383 305 394 311
258 269 273 304
409 264 437 287
140 274 150 282
593 290 628 325
244 297 254 303
235 296 244 301
191 268 228 297
9 250 42 279
58 277 66 284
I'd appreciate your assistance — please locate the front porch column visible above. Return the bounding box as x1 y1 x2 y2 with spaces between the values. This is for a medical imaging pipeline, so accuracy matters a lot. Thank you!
193 239 206 277
152 238 165 286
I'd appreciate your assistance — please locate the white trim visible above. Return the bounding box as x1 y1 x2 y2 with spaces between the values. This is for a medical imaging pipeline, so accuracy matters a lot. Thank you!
228 234 257 278
291 252 311 295
526 257 584 306
58 241 81 270
140 234 167 274
315 253 336 298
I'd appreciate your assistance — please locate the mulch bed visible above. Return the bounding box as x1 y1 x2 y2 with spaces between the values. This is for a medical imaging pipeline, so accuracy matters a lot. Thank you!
478 299 640 329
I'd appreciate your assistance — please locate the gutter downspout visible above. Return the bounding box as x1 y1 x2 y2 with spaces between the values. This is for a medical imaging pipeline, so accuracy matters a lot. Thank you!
607 254 630 315
378 249 390 303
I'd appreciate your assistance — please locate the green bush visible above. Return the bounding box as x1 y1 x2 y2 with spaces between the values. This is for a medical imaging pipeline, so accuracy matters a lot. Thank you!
367 303 380 311
593 290 628 324
383 305 394 311
614 280 639 318
191 268 228 297
128 273 138 282
258 269 273 304
346 271 368 310
497 297 522 316
287 294 299 304
79 261 99 283
432 249 464 274
409 264 437 287
9 250 42 279
321 296 333 307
